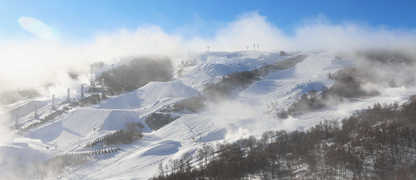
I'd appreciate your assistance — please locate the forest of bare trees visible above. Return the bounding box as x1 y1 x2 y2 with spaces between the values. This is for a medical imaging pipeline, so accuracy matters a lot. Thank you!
97 57 173 94
203 55 307 101
278 67 381 118
151 95 416 180
84 122 143 148
146 95 207 131
160 94 207 113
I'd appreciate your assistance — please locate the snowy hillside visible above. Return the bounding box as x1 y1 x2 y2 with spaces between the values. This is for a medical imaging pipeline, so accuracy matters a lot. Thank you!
1 50 416 179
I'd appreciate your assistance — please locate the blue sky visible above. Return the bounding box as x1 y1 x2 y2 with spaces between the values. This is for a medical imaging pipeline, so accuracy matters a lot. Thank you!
1 0 416 93
1 0 415 41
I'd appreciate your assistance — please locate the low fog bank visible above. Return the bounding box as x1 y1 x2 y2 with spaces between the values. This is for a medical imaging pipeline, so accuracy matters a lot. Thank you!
273 49 416 119
340 48 416 94
2 12 416 107
1 11 416 178
0 55 181 108
206 100 301 142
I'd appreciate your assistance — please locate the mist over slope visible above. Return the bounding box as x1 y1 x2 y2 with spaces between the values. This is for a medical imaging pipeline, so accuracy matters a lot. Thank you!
2 11 416 104
1 48 416 179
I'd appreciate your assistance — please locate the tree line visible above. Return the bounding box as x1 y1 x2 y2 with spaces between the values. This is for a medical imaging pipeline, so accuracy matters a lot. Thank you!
70 94 105 107
84 122 143 148
146 95 207 131
203 55 307 101
16 109 66 136
176 59 196 78
145 113 180 131
160 94 207 113
278 50 416 118
97 57 173 95
278 67 381 118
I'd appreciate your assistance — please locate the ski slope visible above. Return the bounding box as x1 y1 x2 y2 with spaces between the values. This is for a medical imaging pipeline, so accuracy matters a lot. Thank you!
1 50 416 179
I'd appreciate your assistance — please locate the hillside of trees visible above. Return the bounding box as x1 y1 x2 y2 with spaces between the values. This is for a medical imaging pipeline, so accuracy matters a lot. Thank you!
203 55 307 101
151 95 416 180
277 49 416 118
146 95 207 131
160 94 207 113
257 55 307 77
355 49 416 65
16 109 66 136
145 113 181 131
70 94 106 107
97 57 173 95
84 122 143 148
278 66 382 118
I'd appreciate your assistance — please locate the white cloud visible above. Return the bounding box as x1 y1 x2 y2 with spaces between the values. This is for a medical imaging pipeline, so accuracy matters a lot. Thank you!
1 11 416 96
18 17 52 38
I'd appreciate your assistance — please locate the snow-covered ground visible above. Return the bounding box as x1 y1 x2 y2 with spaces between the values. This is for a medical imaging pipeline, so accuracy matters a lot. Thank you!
1 50 415 179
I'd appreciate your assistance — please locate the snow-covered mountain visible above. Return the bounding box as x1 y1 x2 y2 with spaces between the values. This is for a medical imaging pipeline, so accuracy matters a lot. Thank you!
1 50 415 179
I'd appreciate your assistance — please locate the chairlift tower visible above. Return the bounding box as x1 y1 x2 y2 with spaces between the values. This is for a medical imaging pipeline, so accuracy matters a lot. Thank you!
207 46 210 52
246 46 249 52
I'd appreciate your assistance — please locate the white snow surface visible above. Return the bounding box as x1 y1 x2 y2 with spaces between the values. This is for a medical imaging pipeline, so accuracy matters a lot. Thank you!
1 51 416 179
